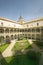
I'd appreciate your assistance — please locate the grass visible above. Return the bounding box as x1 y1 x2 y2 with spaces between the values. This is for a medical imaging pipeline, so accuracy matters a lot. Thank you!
33 41 43 49
1 54 39 65
12 39 32 51
0 44 9 53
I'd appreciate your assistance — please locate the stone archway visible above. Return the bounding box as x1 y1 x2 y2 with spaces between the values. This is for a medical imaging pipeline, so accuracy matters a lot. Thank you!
5 28 9 33
0 28 4 33
0 36 4 44
5 35 11 44
24 34 27 39
15 35 16 39
11 35 14 40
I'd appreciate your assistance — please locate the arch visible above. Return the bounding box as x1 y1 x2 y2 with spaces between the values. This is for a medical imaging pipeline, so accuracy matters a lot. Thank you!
11 35 14 40
6 35 10 39
5 28 9 33
0 28 4 33
0 36 5 44
10 29 13 33
14 34 17 39
5 35 11 44
24 34 27 39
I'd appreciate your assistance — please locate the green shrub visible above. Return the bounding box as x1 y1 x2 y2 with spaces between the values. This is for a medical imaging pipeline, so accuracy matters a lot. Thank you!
15 55 20 64
26 50 41 61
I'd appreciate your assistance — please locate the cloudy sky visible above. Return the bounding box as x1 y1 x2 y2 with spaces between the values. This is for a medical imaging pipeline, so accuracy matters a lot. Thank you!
0 0 43 21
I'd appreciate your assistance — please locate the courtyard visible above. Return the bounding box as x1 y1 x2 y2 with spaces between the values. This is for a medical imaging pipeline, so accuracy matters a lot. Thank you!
0 39 42 65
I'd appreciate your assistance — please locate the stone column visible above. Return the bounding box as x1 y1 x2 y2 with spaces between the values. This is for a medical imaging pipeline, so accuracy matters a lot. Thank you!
40 28 41 41
31 28 32 40
35 28 36 40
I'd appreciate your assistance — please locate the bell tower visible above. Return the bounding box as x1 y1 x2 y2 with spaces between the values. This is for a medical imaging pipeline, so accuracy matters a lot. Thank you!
17 16 24 24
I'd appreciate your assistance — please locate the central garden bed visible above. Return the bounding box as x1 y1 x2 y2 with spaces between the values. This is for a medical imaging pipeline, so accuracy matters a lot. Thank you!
12 39 32 52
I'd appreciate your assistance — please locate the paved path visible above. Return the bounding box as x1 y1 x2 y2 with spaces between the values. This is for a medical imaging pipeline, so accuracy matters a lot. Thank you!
28 39 41 52
2 40 16 57
28 39 43 65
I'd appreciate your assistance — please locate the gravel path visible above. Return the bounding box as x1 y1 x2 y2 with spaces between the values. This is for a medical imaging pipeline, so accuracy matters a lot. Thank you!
2 40 16 57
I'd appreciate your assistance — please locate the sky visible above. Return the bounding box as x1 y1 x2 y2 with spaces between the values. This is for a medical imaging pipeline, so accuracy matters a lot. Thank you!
0 0 43 21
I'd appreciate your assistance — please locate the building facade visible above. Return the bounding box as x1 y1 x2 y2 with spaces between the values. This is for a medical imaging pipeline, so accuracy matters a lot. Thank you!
0 16 43 44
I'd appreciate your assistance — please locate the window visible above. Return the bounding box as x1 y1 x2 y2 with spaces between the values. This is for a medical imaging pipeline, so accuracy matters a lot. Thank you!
37 23 39 26
1 22 3 26
27 24 29 27
0 28 4 33
41 27 43 32
14 25 15 27
32 28 35 32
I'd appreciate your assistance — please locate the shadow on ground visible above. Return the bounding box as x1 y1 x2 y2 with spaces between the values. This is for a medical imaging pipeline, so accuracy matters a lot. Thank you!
0 50 40 65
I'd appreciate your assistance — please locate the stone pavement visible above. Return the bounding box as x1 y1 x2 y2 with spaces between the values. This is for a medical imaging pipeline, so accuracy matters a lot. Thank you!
2 40 16 57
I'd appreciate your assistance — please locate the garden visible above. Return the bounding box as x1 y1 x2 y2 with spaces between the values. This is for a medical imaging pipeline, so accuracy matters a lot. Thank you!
12 39 32 52
1 50 41 65
0 39 41 65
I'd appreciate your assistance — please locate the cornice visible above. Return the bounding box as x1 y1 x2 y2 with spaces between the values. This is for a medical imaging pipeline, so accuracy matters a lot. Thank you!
0 17 19 24
0 17 43 25
23 17 43 24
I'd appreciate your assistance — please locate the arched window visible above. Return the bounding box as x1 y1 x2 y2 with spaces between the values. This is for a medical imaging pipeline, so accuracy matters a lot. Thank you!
37 23 39 26
1 22 3 26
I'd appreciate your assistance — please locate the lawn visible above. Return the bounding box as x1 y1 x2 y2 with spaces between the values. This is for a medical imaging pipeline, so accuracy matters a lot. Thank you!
0 44 9 53
33 41 43 49
12 39 32 51
1 54 39 65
